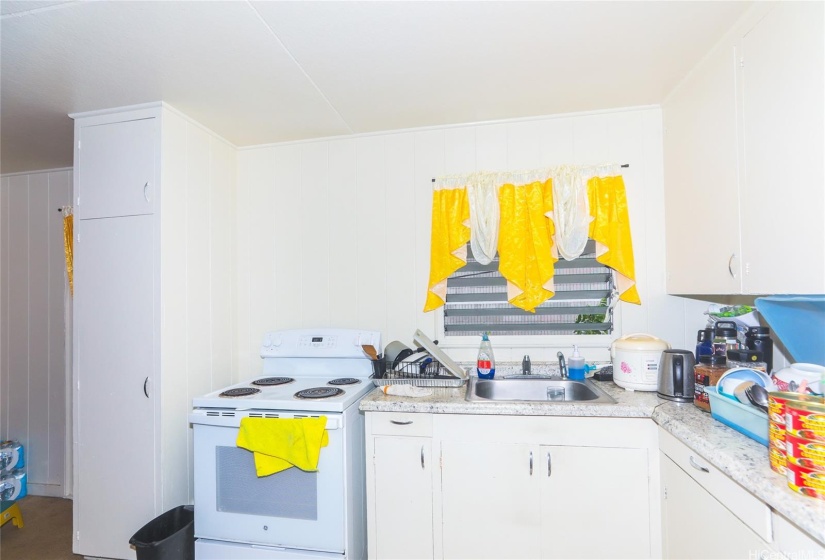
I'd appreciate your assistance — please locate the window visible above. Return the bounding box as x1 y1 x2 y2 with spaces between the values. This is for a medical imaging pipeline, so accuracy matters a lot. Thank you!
443 239 614 337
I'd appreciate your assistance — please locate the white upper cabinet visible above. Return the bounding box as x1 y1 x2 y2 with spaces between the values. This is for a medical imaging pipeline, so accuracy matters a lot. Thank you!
75 116 157 219
663 36 741 294
663 2 825 295
739 2 825 294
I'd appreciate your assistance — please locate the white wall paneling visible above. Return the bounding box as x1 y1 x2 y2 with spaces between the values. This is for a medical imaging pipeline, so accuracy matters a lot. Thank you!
0 168 72 497
236 107 711 365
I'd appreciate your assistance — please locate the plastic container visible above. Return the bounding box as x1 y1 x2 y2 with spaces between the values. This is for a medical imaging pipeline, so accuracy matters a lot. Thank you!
568 345 585 381
713 327 739 357
129 505 194 560
476 333 495 379
706 387 768 446
726 349 767 373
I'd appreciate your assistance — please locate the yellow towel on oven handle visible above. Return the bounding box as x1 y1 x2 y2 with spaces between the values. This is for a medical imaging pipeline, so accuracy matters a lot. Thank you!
236 416 329 476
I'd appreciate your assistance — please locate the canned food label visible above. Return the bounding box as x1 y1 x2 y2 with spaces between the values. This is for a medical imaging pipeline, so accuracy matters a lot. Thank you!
785 405 825 440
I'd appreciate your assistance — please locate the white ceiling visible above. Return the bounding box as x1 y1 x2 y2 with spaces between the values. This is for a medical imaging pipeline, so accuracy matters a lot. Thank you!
1 0 751 174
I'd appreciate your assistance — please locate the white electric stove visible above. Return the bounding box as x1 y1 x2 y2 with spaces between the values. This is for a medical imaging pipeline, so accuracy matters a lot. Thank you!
190 328 380 559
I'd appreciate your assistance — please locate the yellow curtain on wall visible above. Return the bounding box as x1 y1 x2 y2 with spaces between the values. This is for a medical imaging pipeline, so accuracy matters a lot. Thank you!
62 209 74 296
498 179 557 312
424 166 641 313
587 175 640 304
424 186 470 312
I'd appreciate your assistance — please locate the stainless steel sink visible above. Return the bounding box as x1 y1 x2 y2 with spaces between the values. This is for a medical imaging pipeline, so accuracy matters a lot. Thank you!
465 376 616 403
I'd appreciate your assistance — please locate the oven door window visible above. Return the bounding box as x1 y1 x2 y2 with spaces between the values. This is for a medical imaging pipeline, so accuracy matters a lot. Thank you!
194 422 346 553
216 446 317 519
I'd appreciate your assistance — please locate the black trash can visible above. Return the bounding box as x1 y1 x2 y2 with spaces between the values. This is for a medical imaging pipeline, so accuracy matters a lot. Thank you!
129 505 194 560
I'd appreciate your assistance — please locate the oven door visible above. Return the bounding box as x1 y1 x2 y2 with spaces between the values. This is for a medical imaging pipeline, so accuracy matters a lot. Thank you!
192 412 346 553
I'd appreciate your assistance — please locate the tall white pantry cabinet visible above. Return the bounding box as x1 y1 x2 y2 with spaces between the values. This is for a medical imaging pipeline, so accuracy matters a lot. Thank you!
71 103 236 559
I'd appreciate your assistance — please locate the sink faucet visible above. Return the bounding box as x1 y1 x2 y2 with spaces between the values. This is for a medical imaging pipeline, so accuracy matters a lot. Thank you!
522 355 531 375
557 351 568 379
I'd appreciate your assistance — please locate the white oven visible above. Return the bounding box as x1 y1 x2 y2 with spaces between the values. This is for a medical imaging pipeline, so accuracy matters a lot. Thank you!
190 329 379 560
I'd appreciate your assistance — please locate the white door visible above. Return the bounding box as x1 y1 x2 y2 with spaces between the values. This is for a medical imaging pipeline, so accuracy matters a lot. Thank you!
441 441 540 559
76 117 156 219
74 215 155 559
540 445 651 559
372 436 433 559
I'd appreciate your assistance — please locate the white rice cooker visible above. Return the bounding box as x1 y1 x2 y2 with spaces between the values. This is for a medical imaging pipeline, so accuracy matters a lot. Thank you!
611 333 671 391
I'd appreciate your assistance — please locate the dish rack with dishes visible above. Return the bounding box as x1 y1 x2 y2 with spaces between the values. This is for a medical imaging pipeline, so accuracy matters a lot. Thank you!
371 329 468 388
372 358 466 388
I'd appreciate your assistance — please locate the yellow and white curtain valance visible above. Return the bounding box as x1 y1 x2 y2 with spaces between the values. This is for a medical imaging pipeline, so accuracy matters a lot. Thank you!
424 164 640 313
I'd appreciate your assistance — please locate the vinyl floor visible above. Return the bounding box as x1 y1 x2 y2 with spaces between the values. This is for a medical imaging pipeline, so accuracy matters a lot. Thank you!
0 495 81 560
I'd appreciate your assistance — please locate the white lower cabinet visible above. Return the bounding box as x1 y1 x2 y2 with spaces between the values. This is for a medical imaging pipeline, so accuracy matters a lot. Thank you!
366 413 435 560
659 429 775 560
366 413 660 560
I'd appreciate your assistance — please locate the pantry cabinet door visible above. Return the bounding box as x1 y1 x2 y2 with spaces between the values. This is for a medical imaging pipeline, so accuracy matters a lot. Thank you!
663 37 742 294
661 454 770 559
371 436 434 560
540 445 651 559
76 117 157 219
440 441 540 559
739 1 825 294
74 215 156 559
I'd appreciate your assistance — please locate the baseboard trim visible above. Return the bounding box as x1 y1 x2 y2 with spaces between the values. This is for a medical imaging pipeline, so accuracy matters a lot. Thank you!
28 483 64 498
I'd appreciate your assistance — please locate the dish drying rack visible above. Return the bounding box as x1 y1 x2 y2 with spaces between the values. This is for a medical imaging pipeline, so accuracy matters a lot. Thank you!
372 358 467 388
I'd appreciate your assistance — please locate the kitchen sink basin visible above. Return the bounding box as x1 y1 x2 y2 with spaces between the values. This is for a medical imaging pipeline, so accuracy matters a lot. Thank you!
465 376 616 404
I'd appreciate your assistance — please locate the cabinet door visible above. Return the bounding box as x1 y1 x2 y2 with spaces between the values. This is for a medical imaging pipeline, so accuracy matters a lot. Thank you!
740 2 825 294
540 446 650 559
661 454 770 559
663 38 742 294
74 216 156 559
441 441 540 559
76 117 157 219
372 436 433 560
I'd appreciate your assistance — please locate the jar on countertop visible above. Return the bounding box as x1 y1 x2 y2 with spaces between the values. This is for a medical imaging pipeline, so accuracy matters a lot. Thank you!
694 355 728 412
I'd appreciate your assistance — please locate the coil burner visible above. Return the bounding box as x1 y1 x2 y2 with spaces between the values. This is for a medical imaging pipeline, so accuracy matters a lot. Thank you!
294 387 345 400
220 387 261 398
251 377 295 386
328 378 361 386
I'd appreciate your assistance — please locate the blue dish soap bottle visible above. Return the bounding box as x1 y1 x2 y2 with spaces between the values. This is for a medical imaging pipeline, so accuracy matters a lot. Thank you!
477 332 496 379
568 345 586 380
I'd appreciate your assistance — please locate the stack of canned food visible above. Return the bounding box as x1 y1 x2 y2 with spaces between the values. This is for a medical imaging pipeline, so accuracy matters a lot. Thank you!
767 393 825 500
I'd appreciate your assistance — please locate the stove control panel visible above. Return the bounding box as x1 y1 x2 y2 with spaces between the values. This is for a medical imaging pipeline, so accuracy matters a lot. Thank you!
260 328 381 359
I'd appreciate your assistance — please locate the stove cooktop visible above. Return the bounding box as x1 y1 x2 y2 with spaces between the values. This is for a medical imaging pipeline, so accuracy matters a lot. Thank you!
193 374 374 413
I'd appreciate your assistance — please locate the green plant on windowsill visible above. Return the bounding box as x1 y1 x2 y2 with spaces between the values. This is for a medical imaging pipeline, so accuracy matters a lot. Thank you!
574 298 610 335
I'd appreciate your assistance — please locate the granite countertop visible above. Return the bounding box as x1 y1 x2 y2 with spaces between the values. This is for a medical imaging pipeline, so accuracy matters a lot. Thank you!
360 364 825 546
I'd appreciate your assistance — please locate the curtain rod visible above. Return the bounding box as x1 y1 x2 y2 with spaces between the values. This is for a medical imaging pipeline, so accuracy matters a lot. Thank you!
431 163 629 182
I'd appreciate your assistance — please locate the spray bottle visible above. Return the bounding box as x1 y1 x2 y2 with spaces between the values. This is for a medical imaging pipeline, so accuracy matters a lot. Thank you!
477 332 496 379
568 345 586 381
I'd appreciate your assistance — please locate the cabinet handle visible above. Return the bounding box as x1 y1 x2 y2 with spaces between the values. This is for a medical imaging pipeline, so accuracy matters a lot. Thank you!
689 455 709 473
547 452 552 477
421 445 425 469
728 254 736 278
529 451 533 475
143 377 149 398
143 181 150 203
390 420 413 425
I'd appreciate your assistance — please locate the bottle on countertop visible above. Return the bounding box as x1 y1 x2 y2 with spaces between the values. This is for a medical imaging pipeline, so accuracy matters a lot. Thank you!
568 345 586 380
477 332 495 379
713 327 739 357
745 326 774 374
695 328 714 362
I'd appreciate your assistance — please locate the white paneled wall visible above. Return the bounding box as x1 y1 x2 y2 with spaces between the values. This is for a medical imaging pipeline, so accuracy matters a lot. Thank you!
236 106 715 367
0 168 71 497
159 108 237 505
